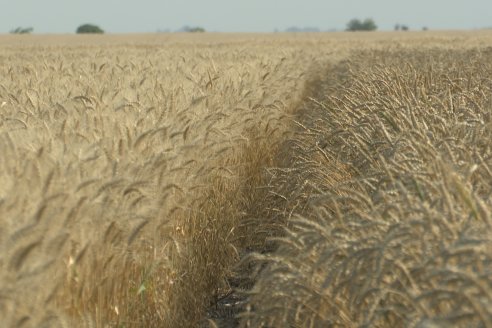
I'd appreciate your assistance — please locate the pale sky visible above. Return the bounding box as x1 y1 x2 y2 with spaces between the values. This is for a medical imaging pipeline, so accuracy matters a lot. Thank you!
1 0 491 33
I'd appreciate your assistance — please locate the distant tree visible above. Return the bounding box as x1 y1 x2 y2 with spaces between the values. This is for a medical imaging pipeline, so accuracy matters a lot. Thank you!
10 27 33 34
346 18 377 31
422 26 429 31
346 19 362 31
188 27 205 33
178 26 206 33
76 24 104 34
395 24 409 31
361 18 377 31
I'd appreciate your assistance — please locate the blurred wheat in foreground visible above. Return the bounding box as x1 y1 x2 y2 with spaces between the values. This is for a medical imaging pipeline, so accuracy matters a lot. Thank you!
1 33 492 328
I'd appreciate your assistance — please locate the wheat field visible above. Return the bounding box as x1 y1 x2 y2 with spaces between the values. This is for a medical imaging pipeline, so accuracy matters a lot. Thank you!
1 32 492 327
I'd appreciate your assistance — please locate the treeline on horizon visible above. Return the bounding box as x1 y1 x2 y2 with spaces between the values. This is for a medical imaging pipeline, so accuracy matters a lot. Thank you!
8 18 438 35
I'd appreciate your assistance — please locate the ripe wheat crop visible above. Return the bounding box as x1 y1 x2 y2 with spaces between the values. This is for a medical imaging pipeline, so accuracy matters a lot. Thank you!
1 32 492 327
242 46 492 327
0 33 350 327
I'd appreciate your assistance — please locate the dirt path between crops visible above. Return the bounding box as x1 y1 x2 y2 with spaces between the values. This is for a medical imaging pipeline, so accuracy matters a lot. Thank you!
202 64 338 327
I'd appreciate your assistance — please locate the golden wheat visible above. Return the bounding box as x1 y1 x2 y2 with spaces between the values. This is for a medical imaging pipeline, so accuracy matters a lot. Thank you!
242 47 492 327
1 32 492 327
0 33 349 327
